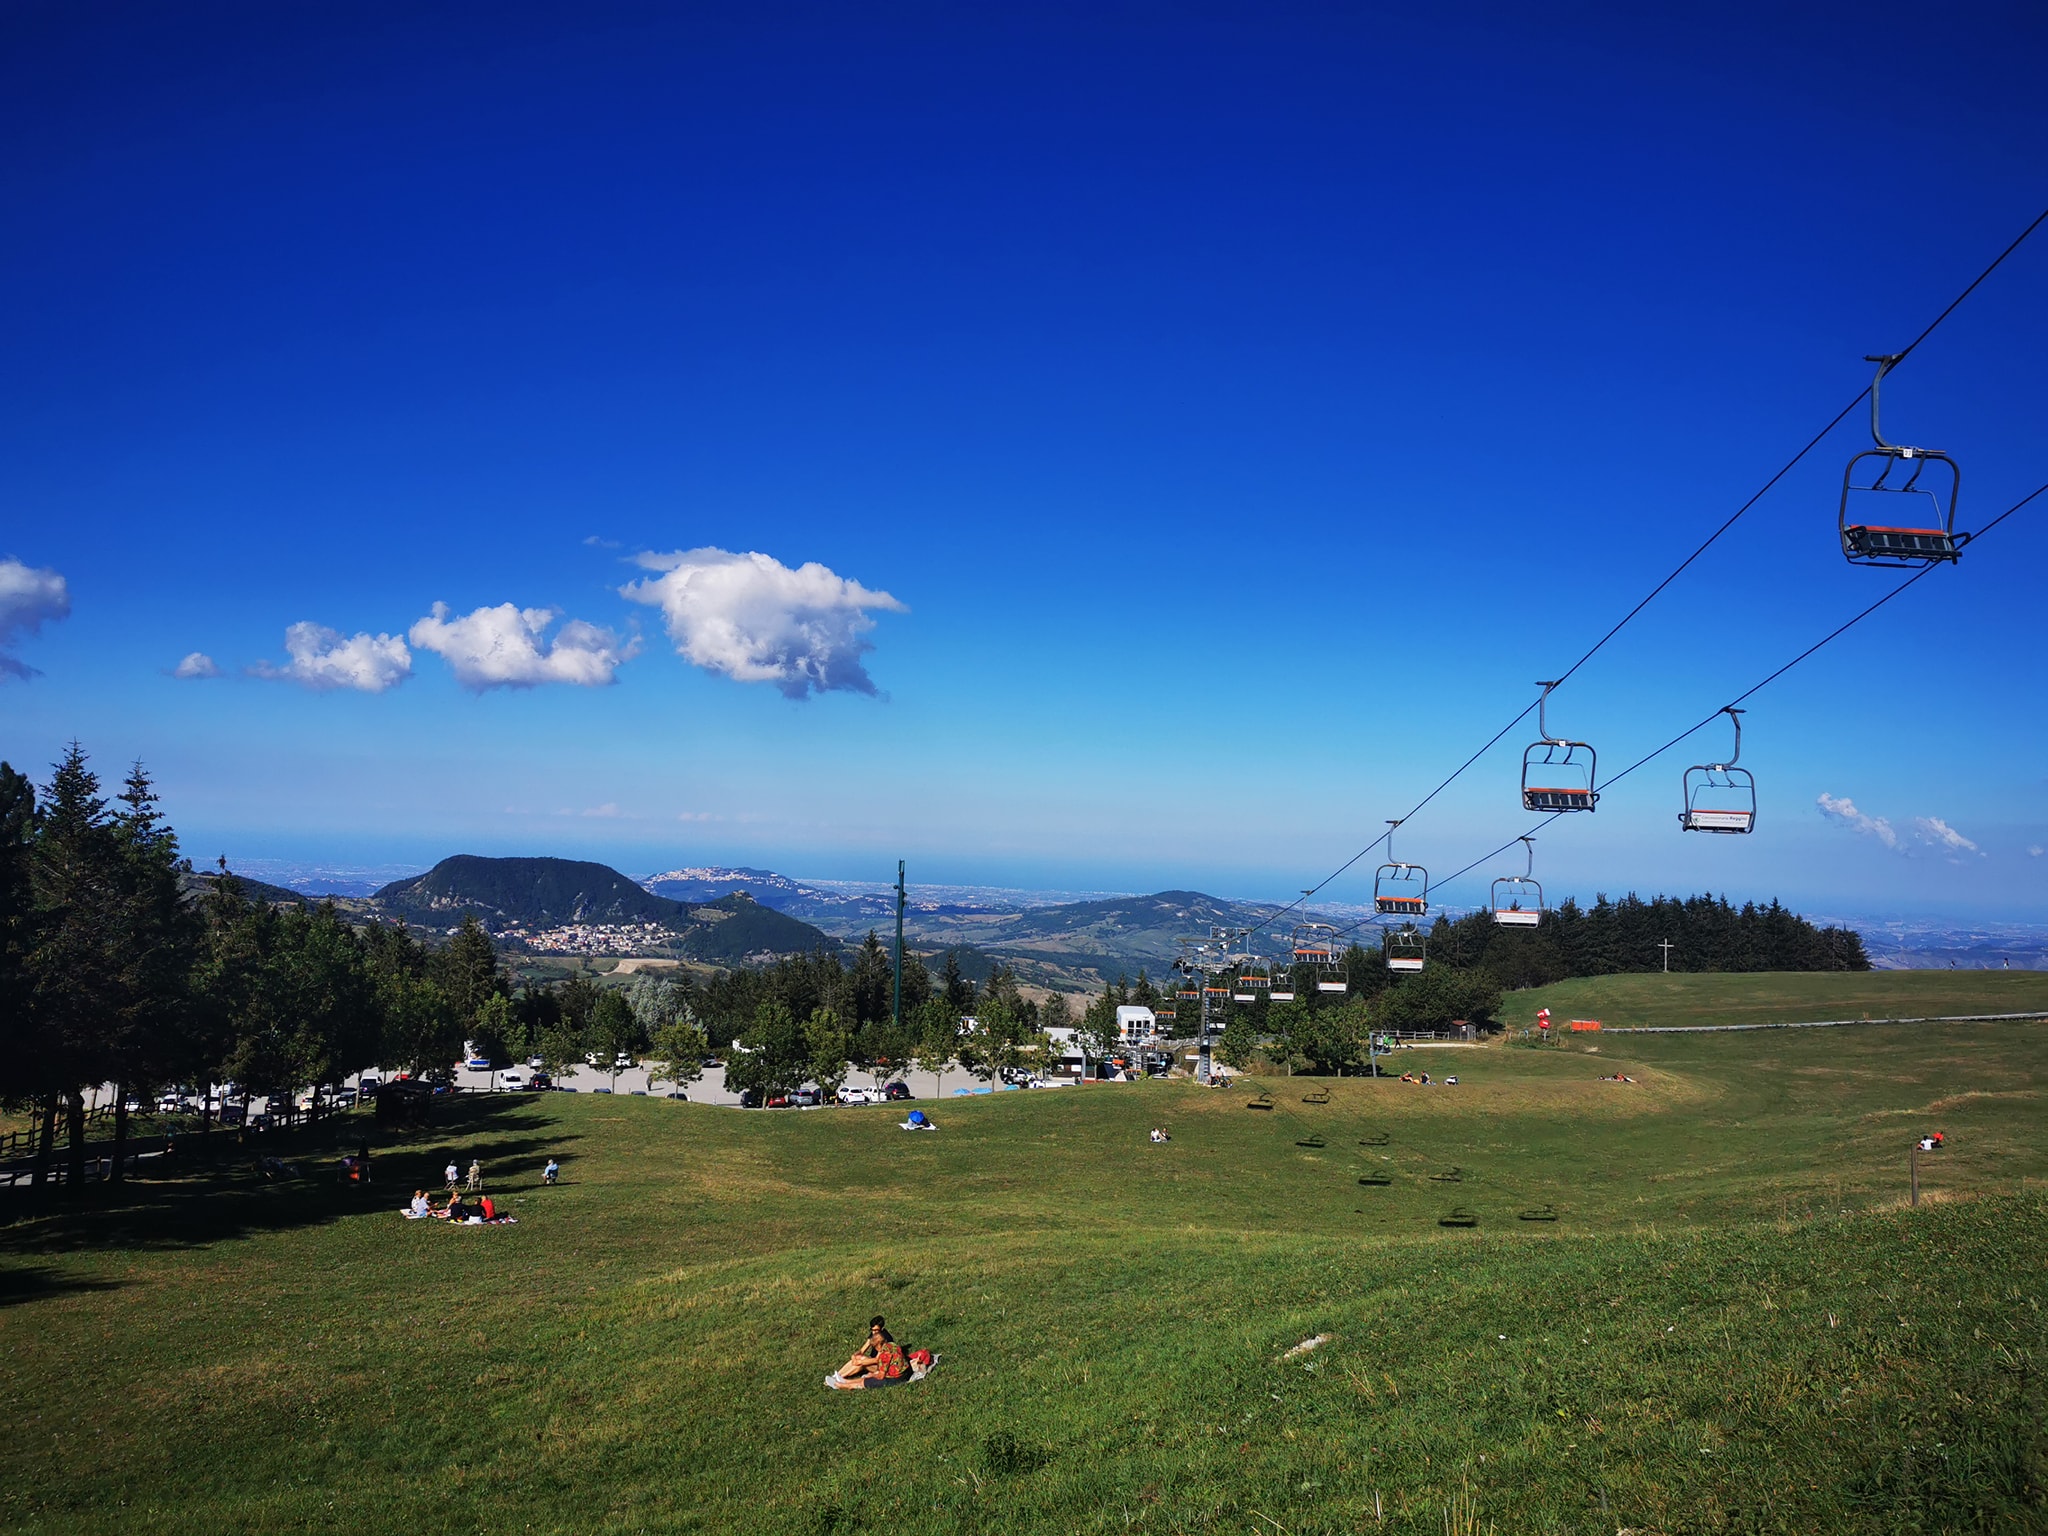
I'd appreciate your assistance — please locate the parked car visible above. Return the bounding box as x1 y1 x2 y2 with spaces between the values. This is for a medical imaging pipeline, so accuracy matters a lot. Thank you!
765 1093 792 1109
499 1069 530 1090
530 1071 553 1090
737 1088 762 1108
837 1086 876 1106
218 1103 247 1126
464 1056 491 1071
665 1089 688 1100
883 1082 913 1101
591 1087 613 1095
791 1087 822 1107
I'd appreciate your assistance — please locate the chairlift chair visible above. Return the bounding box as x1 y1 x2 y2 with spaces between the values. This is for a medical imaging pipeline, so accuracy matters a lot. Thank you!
1521 682 1598 812
1373 820 1429 917
1383 923 1425 974
1679 707 1756 834
1491 836 1544 927
1293 922 1350 992
1840 354 1963 567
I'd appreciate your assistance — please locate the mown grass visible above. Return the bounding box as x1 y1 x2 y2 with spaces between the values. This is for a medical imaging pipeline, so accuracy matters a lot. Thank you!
2 993 2045 1534
1505 969 2048 1033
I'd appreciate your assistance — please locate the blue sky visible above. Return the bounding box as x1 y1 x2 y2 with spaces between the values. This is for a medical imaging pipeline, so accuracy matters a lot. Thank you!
3 2 2046 917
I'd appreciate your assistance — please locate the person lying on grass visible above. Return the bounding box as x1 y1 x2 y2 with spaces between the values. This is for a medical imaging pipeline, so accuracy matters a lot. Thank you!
828 1317 907 1388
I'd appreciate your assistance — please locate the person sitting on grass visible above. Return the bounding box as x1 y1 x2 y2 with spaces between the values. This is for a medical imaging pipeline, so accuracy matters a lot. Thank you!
406 1189 431 1218
828 1317 908 1389
441 1190 467 1221
1149 1128 1170 1143
543 1157 560 1185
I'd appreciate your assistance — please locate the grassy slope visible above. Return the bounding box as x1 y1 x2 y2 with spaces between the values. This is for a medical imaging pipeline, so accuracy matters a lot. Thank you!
2 1003 2045 1534
1505 968 2048 1031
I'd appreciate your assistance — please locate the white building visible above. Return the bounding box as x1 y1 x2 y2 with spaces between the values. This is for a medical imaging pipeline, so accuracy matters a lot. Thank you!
1115 1005 1157 1044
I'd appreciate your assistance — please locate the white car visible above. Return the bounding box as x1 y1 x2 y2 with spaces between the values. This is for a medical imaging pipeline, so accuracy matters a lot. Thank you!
500 1068 530 1090
837 1086 877 1105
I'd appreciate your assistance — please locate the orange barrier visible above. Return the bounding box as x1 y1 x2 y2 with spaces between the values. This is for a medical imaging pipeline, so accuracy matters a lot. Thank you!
1568 1019 1602 1032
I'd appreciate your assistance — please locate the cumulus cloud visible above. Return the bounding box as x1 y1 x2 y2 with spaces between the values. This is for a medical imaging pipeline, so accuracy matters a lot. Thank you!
1911 816 1982 857
621 547 905 698
2031 845 2045 859
408 602 634 691
173 651 221 679
1817 793 1899 849
0 557 71 679
251 622 412 693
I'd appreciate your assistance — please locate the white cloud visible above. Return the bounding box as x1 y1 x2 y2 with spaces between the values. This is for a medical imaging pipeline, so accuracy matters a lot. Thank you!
621 547 906 698
408 602 634 691
1912 816 1983 857
173 651 221 679
2030 845 2045 859
1817 793 1899 850
251 622 412 693
0 557 71 679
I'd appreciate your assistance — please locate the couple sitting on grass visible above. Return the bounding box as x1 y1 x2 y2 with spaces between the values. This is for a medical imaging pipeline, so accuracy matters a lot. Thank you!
826 1317 932 1390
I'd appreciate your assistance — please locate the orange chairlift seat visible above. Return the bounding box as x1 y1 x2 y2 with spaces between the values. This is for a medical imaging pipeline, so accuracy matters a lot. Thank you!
1292 922 1348 991
1840 354 1963 567
1373 820 1429 917
1521 682 1598 813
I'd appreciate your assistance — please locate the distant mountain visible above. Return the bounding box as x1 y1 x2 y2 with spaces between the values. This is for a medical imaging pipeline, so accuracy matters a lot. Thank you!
377 855 691 927
648 865 1314 987
644 866 897 926
369 855 839 959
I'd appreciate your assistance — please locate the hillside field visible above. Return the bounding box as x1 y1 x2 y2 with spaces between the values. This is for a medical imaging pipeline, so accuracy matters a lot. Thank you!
1505 968 2048 1032
2 978 2045 1534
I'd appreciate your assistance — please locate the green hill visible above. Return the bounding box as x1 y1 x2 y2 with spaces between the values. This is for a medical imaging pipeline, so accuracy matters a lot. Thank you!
3 1008 2043 1533
679 892 842 961
1504 969 2048 1032
375 854 687 927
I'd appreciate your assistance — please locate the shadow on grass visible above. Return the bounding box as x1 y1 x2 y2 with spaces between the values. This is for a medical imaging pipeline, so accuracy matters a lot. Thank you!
0 1094 578 1257
0 1261 124 1308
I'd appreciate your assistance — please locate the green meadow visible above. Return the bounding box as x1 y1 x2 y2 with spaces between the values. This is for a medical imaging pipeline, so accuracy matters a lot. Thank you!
3 978 2046 1535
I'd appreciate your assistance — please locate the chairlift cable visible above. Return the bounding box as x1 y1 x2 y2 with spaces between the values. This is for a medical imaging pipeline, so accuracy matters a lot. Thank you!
1416 479 2048 908
1231 207 2048 946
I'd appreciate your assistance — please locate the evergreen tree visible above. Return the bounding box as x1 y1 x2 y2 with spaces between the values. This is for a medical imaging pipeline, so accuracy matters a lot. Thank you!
29 745 123 1188
939 950 975 1015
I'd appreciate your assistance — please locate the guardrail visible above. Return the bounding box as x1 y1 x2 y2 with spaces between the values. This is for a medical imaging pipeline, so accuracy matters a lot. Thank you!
1 1098 356 1181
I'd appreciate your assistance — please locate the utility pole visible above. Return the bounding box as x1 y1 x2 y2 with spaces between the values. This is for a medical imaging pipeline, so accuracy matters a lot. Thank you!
1657 939 1675 974
892 860 906 1037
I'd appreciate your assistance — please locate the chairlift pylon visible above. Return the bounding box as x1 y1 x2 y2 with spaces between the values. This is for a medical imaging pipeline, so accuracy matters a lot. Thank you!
1373 820 1429 917
1490 835 1544 927
1679 706 1756 834
1521 682 1598 813
1840 354 1962 567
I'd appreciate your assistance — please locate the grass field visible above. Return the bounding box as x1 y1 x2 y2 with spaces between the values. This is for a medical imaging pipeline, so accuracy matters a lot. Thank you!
1505 969 2048 1033
3 979 2045 1534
